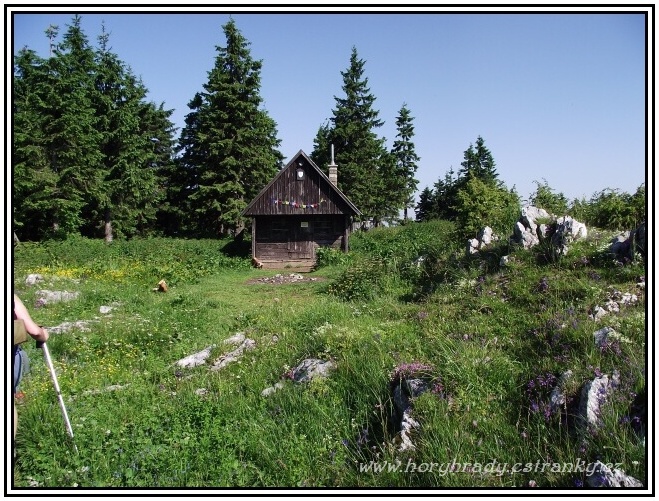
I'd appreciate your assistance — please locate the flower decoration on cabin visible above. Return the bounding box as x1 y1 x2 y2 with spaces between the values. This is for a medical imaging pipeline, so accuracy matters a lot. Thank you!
272 197 326 209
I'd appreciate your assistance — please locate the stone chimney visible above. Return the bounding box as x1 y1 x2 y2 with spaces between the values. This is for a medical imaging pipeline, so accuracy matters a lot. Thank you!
328 144 338 186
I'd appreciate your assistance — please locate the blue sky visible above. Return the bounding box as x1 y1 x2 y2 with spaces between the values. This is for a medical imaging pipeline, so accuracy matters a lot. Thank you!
9 5 650 205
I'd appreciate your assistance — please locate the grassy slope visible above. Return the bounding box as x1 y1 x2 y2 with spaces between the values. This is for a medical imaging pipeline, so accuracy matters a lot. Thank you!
11 224 647 489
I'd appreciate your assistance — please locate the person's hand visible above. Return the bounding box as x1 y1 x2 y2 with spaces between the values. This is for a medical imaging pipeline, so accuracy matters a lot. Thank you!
32 326 49 343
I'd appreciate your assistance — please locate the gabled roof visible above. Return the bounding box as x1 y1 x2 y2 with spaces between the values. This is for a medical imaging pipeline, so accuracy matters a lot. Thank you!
241 150 362 217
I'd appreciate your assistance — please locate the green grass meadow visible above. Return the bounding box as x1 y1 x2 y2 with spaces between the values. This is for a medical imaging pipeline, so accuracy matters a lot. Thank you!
10 222 647 490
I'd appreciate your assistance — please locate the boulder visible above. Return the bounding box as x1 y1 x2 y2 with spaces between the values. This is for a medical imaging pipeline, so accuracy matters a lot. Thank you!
176 345 215 368
289 358 336 383
550 216 588 257
585 461 643 487
25 274 44 286
578 371 620 428
211 338 256 371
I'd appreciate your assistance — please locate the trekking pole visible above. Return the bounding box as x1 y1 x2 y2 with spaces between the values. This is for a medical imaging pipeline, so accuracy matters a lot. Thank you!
37 341 78 453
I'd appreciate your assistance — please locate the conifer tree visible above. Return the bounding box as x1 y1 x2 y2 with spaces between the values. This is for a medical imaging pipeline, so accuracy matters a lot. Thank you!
13 15 177 240
39 15 105 237
458 135 498 185
311 46 390 226
177 18 283 237
13 47 59 240
433 167 459 221
89 25 174 240
391 103 420 221
415 187 434 222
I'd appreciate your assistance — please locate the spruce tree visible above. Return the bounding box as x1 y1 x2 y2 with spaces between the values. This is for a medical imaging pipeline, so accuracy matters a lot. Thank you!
311 46 389 226
458 135 498 185
177 18 283 237
90 25 174 240
391 103 420 221
13 47 58 240
415 187 434 222
13 15 177 240
38 15 105 237
433 167 459 221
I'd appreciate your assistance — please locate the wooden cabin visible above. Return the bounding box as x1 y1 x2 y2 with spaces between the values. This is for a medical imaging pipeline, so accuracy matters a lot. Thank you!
242 150 361 270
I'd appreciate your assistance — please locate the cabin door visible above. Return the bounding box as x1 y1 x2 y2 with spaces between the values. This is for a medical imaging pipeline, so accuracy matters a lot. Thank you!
290 220 314 260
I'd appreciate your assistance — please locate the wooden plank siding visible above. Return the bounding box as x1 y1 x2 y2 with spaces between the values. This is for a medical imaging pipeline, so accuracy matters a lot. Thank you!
254 215 346 263
243 155 354 217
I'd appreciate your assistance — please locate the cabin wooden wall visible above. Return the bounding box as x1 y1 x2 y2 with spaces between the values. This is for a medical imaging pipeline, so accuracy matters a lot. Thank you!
253 215 346 264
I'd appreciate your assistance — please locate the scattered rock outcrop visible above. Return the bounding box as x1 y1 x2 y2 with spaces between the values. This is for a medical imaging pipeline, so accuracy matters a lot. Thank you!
36 289 80 305
25 274 44 286
467 226 499 254
211 336 256 371
585 461 643 487
578 371 620 428
550 216 588 257
176 345 216 368
609 222 646 262
392 377 430 451
47 320 95 334
288 358 336 383
261 358 336 397
469 206 588 257
511 206 551 250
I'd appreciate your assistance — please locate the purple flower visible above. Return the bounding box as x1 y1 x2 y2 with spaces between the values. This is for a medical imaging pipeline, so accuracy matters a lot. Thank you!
391 361 434 380
537 277 550 293
543 406 552 421
431 381 445 396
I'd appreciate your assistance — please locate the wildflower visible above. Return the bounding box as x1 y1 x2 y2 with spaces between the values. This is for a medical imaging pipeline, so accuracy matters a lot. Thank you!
543 406 552 421
431 381 445 396
391 361 434 381
357 428 369 446
537 277 549 293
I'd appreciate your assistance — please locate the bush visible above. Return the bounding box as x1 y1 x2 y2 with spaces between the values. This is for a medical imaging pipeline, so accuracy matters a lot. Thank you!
315 246 352 268
454 176 521 239
585 186 645 231
531 179 569 216
327 258 386 301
